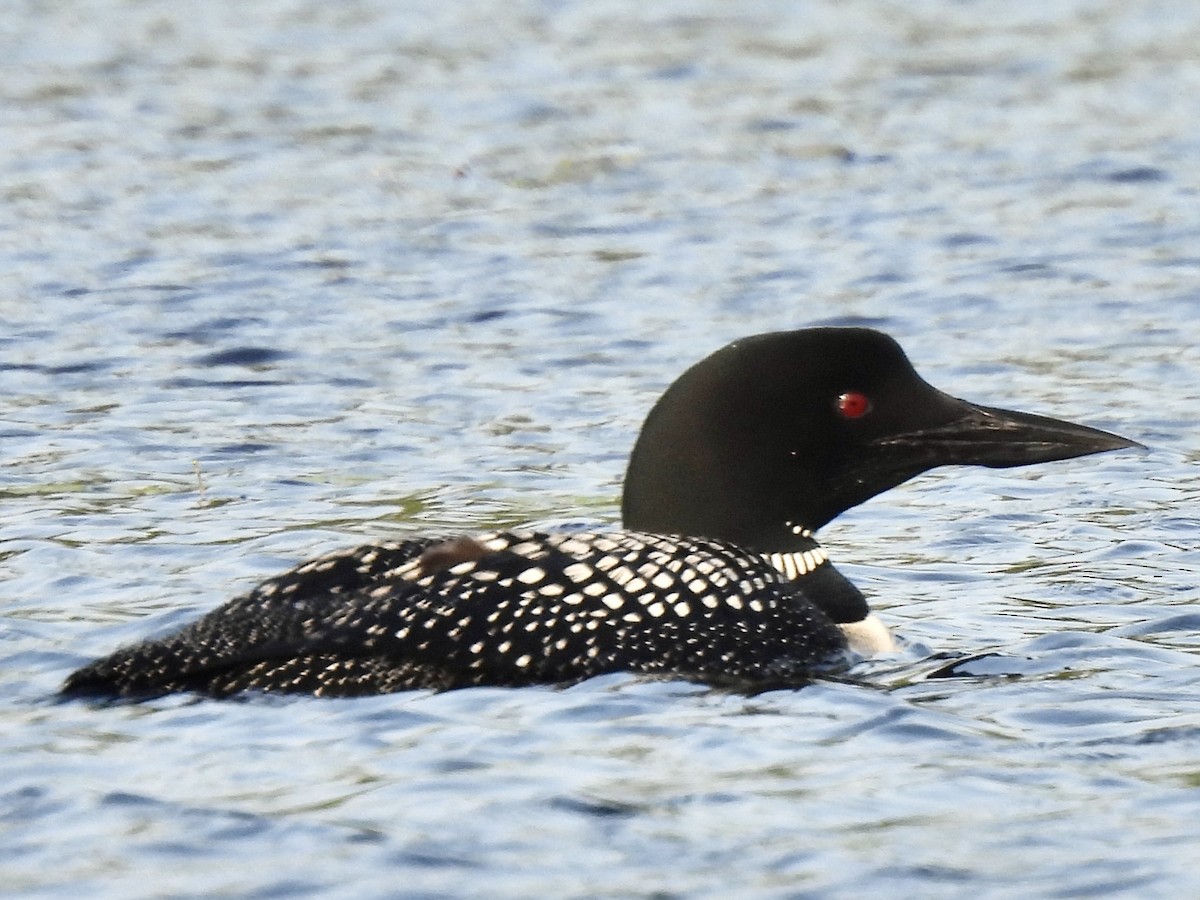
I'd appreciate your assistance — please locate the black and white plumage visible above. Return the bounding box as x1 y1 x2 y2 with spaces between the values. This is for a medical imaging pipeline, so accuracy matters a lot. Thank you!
62 327 1139 700
65 531 858 697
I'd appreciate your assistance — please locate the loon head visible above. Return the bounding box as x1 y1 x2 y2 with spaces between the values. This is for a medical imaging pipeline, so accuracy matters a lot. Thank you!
621 327 1140 553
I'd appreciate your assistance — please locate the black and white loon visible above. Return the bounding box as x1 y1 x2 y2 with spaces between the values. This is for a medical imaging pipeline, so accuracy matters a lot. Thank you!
62 327 1139 699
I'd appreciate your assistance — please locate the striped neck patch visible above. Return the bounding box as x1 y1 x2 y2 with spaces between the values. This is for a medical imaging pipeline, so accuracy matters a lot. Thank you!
763 546 828 580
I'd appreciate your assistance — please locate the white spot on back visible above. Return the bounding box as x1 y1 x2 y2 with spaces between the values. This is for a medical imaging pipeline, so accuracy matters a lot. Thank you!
517 566 545 584
609 566 634 586
564 563 593 583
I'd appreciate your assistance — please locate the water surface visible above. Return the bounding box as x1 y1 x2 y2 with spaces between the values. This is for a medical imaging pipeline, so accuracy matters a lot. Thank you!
4 1 1200 897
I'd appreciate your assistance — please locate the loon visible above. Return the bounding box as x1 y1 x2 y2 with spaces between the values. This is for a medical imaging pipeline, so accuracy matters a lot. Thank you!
61 327 1138 699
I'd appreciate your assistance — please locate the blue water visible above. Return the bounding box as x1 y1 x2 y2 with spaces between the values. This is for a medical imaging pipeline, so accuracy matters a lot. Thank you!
4 1 1200 896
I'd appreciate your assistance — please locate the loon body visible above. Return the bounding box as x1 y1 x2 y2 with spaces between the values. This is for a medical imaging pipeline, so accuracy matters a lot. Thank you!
63 328 1138 699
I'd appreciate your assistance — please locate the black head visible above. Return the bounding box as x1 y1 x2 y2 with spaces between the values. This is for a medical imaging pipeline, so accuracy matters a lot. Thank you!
621 327 1140 552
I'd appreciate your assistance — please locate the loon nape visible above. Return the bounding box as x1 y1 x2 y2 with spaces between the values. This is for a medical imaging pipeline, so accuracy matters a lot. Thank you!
62 327 1139 699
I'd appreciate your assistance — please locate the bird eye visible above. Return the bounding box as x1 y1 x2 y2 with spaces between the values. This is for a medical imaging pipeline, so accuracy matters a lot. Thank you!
836 391 872 420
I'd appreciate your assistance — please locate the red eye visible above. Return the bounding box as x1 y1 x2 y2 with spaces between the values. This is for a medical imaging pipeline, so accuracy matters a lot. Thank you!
836 391 872 420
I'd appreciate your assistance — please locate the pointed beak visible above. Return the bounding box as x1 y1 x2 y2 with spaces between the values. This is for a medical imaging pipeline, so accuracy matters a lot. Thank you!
877 400 1143 469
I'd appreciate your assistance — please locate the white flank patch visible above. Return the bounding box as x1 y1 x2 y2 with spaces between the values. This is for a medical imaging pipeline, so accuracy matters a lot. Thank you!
838 614 897 656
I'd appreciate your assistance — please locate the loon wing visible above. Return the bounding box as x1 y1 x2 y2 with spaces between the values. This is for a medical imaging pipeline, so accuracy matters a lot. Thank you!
60 539 442 699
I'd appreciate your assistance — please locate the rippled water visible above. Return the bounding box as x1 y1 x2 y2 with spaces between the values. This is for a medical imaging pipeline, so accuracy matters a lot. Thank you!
5 1 1200 896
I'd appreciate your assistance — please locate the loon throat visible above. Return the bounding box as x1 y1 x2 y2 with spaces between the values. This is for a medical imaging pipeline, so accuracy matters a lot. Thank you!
62 326 1139 700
